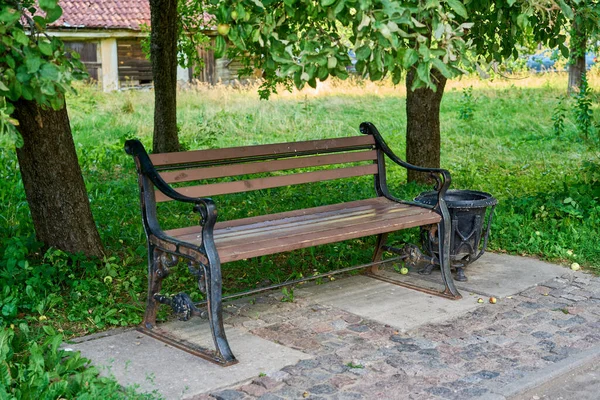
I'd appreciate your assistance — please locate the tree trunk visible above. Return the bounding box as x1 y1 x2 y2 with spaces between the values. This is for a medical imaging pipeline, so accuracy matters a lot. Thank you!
568 20 586 95
13 100 104 257
150 0 180 153
405 68 447 184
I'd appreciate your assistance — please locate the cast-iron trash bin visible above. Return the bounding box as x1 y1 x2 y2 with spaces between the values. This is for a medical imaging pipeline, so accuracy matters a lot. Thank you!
414 189 497 282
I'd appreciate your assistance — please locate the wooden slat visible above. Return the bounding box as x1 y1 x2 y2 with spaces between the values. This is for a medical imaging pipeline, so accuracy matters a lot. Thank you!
172 198 408 242
195 205 424 248
218 213 436 262
149 136 376 167
159 150 378 183
165 197 390 238
215 197 409 236
156 164 378 202
164 198 440 263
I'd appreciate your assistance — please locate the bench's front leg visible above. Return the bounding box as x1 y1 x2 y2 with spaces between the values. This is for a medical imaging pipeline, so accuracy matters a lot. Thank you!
200 258 236 363
437 204 461 299
143 244 175 328
196 200 236 364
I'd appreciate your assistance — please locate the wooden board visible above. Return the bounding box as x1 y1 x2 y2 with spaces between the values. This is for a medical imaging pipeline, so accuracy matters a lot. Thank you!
149 136 376 167
159 150 378 184
155 164 378 202
117 39 153 82
165 197 440 263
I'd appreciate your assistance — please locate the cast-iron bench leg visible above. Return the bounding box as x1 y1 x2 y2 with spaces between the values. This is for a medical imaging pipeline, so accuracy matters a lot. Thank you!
370 233 389 272
203 259 236 364
143 245 163 329
139 245 237 366
437 217 461 299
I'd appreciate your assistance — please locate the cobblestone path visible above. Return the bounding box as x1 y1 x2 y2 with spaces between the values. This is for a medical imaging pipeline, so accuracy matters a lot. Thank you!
191 272 600 400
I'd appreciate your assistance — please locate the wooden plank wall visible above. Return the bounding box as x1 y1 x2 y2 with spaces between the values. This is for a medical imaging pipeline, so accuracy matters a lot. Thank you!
194 35 258 84
64 41 100 81
196 37 217 84
117 39 153 84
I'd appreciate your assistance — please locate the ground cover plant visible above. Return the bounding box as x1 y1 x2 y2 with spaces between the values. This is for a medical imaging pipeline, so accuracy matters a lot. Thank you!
0 72 598 397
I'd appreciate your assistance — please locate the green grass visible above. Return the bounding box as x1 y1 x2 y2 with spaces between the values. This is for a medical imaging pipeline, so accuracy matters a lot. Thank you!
67 73 599 269
0 72 599 397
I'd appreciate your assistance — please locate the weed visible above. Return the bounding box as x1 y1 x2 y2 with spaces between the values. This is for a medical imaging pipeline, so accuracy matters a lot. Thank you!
552 96 567 136
301 94 312 114
345 361 365 369
458 86 474 121
573 74 594 139
122 96 135 114
0 324 160 398
281 287 295 303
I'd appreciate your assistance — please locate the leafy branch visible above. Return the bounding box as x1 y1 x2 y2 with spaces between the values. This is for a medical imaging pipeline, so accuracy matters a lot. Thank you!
0 0 87 146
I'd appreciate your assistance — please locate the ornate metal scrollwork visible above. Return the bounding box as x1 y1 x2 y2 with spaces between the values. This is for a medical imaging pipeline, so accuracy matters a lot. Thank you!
154 292 203 321
156 252 178 278
429 172 443 192
193 203 209 226
187 261 207 294
398 243 436 274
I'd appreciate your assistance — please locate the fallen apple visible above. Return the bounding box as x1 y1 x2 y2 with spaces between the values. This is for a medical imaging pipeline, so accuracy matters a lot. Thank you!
489 297 497 304
400 267 409 275
571 262 581 271
477 298 484 303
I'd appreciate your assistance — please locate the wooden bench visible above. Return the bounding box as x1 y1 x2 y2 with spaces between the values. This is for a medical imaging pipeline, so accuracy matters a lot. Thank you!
125 122 460 366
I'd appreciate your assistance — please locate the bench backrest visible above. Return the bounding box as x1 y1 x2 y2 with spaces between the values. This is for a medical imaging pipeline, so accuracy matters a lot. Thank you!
148 136 380 203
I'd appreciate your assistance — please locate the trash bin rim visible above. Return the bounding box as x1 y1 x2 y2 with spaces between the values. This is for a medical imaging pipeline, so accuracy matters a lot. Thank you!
415 189 498 209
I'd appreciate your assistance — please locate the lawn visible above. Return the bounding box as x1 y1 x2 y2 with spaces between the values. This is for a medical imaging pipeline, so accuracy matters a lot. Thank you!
1 71 599 338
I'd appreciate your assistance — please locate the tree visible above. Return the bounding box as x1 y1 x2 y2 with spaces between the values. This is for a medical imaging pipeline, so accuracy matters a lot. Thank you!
196 0 565 183
148 0 211 153
150 0 180 154
561 1 600 93
0 1 104 256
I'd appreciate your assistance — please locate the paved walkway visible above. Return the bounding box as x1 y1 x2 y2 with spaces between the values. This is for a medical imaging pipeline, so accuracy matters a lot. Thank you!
69 254 600 399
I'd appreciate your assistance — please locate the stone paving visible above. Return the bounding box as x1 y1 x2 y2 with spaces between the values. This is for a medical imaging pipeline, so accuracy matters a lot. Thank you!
188 271 600 400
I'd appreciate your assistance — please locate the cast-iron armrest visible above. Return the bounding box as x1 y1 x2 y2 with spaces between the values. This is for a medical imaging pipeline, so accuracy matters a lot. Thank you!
359 122 451 212
124 139 218 255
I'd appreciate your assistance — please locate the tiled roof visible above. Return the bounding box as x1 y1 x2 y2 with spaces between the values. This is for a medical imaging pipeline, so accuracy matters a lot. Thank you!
50 0 150 30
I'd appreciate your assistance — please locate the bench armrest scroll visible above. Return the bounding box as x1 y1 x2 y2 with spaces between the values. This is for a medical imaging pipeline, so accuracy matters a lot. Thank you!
125 139 215 205
359 122 451 208
125 139 218 237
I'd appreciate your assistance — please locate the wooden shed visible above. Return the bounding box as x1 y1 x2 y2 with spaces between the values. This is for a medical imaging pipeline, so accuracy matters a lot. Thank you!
48 0 252 91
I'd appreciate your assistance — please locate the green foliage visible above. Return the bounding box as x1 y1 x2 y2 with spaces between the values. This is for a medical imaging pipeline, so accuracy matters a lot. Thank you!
0 324 161 398
458 86 474 121
186 0 567 98
0 0 87 145
0 235 144 331
566 0 600 62
177 0 211 73
552 95 567 136
573 73 595 138
280 287 294 303
203 0 477 97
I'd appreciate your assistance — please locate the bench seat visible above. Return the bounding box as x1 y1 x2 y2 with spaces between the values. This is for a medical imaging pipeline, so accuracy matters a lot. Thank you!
166 197 441 263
